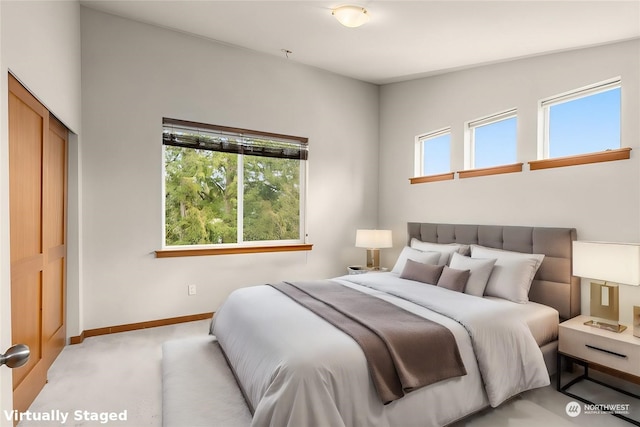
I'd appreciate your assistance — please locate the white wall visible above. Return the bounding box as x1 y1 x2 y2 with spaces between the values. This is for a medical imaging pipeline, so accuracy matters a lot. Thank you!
80 7 379 329
0 0 82 423
379 39 640 324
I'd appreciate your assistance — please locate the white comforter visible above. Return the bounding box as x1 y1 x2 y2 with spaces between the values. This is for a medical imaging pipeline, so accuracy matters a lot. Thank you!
211 273 550 427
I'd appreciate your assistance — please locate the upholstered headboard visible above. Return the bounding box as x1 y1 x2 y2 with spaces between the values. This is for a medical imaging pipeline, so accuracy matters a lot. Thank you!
407 222 580 320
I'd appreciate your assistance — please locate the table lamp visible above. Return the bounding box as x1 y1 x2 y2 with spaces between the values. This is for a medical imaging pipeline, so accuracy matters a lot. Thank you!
573 241 640 335
355 229 392 270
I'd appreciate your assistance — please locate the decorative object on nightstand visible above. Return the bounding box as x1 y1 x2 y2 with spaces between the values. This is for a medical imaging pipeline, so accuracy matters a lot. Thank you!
347 265 389 275
573 241 640 335
347 265 368 275
355 229 392 270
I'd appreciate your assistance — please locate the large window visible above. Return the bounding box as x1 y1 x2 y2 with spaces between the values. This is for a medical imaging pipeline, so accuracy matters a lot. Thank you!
539 78 621 159
466 109 517 169
415 128 451 176
162 118 307 248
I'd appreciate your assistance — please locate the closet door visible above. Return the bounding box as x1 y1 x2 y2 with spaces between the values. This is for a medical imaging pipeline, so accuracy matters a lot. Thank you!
9 74 67 414
42 115 67 369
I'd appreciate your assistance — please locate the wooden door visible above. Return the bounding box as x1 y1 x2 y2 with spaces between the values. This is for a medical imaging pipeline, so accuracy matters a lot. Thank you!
8 74 67 415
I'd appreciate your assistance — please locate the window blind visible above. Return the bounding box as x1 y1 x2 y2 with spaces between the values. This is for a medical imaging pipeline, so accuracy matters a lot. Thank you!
541 78 621 108
418 127 450 142
162 118 308 161
467 109 517 129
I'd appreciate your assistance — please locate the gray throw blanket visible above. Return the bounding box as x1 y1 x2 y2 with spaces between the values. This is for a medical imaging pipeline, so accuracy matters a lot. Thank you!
270 280 466 404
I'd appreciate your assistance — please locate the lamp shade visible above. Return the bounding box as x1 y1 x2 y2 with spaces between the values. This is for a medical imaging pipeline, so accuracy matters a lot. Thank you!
332 5 370 28
573 241 640 286
355 229 392 249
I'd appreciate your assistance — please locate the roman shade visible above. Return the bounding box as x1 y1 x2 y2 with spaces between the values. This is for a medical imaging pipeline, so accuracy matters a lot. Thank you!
163 117 308 160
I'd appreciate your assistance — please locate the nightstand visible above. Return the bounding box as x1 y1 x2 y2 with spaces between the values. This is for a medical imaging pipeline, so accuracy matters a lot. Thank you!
557 315 640 425
347 266 389 275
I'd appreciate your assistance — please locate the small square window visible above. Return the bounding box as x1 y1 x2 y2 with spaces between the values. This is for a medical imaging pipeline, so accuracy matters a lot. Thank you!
540 79 621 159
466 110 517 169
415 129 451 176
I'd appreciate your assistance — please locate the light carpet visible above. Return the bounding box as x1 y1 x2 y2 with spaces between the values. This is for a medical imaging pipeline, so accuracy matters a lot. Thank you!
18 320 637 426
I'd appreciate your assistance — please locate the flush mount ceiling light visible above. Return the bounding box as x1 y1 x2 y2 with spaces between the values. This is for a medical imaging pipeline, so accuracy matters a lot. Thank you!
332 5 370 28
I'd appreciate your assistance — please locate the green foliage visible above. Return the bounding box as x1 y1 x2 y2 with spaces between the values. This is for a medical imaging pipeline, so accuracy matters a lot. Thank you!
164 146 300 246
243 155 300 241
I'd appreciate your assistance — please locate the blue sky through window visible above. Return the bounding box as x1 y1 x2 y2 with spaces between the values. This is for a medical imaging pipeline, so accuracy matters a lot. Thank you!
474 116 517 168
549 87 620 158
422 133 450 175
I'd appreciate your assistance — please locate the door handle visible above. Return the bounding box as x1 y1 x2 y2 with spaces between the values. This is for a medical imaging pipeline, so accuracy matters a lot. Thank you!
0 344 30 369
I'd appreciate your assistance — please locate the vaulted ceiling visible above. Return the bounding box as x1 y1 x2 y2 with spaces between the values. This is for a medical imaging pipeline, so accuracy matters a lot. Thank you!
81 1 640 84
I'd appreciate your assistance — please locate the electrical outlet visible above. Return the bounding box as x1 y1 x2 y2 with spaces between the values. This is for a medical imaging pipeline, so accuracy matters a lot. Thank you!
188 284 197 296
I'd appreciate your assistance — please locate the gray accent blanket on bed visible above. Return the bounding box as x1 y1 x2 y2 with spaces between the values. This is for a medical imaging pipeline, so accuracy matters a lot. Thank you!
270 280 466 403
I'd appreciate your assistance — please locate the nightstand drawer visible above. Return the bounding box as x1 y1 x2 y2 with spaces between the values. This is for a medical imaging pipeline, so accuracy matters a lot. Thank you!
559 327 640 376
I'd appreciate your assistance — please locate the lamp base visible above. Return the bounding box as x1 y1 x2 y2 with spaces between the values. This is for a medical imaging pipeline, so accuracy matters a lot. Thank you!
584 319 627 333
365 249 380 269
634 306 640 338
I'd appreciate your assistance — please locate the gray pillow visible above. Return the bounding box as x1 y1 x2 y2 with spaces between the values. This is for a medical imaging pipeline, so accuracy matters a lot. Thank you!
400 259 444 284
437 266 471 293
449 252 497 297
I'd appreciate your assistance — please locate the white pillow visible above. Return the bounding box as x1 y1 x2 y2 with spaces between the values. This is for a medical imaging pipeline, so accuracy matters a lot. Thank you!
449 252 496 297
470 245 545 303
391 247 441 275
410 238 471 265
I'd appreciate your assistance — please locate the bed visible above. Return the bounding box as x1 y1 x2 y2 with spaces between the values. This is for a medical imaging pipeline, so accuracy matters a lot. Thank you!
211 223 580 427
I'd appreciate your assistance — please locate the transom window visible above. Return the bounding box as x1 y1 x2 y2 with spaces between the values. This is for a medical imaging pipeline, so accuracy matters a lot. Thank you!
466 109 517 169
415 128 451 176
539 78 621 159
162 118 308 248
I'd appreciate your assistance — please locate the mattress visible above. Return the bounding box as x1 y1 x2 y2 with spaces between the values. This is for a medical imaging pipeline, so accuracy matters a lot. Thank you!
484 297 559 347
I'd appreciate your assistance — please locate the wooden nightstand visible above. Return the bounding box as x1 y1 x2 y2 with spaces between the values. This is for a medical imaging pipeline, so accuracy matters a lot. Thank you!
557 315 640 425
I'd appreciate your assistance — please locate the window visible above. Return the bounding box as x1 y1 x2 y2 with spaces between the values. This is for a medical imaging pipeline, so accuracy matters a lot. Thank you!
415 129 451 177
162 118 308 248
540 78 621 159
466 109 517 169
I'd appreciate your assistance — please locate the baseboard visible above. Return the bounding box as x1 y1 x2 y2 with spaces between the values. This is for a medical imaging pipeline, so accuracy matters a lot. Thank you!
69 332 85 345
69 312 214 345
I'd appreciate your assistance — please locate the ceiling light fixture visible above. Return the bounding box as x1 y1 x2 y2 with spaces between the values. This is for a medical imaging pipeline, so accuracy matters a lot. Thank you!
332 5 370 28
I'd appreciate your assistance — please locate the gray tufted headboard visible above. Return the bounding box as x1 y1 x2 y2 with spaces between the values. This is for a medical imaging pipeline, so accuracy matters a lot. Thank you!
407 222 580 320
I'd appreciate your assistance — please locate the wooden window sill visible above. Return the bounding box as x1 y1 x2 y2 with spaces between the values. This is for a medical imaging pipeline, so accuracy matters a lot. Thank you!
156 243 313 258
409 172 454 184
458 163 523 179
529 148 631 171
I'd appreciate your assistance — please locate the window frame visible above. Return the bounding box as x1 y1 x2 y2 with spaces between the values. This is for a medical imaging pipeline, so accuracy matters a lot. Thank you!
537 77 621 160
465 108 518 170
414 127 452 178
159 118 310 256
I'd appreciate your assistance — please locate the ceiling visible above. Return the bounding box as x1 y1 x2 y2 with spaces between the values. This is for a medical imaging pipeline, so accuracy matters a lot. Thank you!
80 1 640 85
